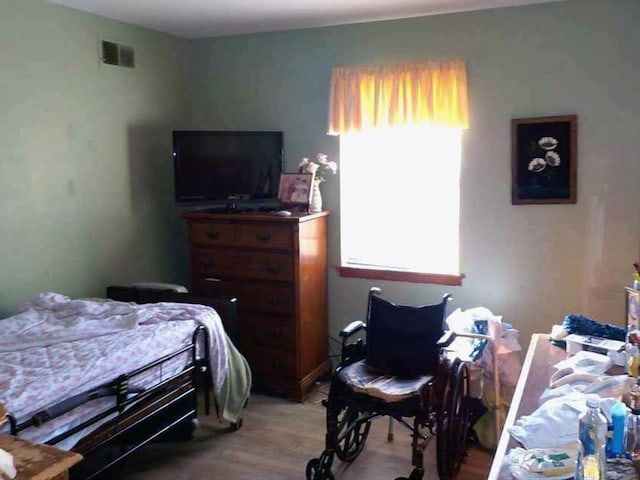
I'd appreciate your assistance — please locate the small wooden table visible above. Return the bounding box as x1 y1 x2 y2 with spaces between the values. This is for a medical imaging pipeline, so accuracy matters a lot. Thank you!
0 435 82 480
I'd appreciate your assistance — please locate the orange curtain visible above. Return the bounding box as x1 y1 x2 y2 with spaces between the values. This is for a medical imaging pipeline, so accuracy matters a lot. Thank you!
327 58 469 135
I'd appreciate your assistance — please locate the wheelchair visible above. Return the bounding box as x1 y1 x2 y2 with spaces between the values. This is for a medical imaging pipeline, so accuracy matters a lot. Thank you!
306 288 470 480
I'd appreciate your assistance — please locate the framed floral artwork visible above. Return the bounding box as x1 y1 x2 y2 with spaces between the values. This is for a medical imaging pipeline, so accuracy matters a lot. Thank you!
511 115 577 205
277 173 314 208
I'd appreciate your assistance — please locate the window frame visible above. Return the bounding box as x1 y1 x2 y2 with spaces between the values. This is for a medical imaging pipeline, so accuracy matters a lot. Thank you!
339 265 464 285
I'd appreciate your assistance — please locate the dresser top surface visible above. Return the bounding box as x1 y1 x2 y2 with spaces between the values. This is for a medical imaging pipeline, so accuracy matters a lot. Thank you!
182 210 329 223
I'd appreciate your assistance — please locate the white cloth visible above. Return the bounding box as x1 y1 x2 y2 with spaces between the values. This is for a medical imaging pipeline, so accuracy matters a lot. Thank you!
0 448 16 479
1 293 228 397
509 392 617 449
0 295 138 352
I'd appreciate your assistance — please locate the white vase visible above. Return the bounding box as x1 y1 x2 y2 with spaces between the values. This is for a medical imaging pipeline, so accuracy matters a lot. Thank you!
309 181 322 213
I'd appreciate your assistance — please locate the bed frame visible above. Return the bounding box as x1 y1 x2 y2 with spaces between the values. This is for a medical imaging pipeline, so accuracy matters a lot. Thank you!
7 286 238 480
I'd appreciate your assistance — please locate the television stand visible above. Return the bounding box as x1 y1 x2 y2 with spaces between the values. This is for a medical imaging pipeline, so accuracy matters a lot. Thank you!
226 197 240 212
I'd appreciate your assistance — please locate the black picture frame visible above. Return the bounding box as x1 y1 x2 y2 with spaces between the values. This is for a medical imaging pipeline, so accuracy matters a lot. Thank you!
511 115 577 205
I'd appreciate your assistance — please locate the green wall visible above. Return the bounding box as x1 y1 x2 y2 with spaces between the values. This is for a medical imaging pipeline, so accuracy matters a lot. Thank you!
188 0 640 345
2 0 639 347
0 0 189 315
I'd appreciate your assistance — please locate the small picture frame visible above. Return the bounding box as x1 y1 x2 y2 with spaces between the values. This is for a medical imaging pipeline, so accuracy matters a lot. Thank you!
511 115 577 205
277 173 314 208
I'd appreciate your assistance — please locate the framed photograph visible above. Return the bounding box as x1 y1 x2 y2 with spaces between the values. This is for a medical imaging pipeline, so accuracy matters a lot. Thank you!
277 173 314 207
511 115 577 205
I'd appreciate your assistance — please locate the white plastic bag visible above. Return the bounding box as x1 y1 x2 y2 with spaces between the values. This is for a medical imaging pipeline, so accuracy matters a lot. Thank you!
509 392 617 449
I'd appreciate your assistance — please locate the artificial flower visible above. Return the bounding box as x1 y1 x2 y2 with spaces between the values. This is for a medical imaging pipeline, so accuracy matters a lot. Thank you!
299 153 338 182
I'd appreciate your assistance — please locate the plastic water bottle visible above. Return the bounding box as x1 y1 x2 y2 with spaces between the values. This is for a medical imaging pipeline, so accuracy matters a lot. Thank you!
576 396 607 480
626 390 640 462
625 406 640 460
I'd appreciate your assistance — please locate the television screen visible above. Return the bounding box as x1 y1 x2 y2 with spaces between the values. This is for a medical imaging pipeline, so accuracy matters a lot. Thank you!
173 130 283 204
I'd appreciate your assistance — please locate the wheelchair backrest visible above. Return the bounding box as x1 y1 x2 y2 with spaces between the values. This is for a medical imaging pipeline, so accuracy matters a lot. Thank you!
366 293 450 377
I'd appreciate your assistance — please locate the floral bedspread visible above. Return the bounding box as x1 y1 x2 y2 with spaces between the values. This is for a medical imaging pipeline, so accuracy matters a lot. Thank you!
0 292 229 448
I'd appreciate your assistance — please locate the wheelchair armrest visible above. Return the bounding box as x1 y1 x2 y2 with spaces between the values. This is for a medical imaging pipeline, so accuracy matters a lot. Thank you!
340 321 366 338
437 330 456 348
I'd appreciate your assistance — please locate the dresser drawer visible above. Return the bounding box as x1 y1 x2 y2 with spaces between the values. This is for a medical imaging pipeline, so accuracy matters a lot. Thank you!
193 280 294 315
251 375 296 398
244 285 294 314
243 346 297 379
193 250 293 282
238 313 296 349
189 222 235 248
189 221 293 251
237 224 292 251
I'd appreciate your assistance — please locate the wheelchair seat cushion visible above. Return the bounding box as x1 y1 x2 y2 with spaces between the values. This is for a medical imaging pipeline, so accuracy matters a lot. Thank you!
337 360 433 403
366 295 445 377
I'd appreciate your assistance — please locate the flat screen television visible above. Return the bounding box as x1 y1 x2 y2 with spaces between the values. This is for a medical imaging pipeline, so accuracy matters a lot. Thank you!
173 130 283 207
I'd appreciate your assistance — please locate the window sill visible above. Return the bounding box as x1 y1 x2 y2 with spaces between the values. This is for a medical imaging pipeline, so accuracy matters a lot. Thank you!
339 266 464 286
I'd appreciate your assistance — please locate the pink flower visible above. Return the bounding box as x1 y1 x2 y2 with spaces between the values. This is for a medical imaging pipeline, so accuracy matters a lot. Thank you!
299 153 338 183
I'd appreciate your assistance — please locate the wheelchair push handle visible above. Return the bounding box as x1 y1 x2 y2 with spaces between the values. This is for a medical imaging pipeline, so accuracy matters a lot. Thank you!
437 330 456 348
340 320 366 338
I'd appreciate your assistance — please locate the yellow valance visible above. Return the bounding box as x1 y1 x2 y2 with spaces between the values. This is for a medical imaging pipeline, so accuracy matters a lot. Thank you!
327 58 469 135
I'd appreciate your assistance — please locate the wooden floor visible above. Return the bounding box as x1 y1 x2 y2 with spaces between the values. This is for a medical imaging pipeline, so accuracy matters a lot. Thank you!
119 386 493 480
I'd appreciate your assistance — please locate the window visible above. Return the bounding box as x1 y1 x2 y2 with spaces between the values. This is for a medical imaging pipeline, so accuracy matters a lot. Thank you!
339 126 463 284
327 57 469 284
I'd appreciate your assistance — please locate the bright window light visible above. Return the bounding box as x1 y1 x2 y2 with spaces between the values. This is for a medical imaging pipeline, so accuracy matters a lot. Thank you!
340 126 462 276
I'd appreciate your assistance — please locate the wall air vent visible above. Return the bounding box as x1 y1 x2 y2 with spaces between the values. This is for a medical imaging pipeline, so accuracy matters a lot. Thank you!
101 40 135 68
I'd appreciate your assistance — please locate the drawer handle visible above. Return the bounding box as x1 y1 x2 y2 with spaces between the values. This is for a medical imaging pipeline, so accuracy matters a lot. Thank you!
256 232 271 242
265 264 281 274
206 231 220 240
271 328 282 339
265 296 282 306
199 258 213 267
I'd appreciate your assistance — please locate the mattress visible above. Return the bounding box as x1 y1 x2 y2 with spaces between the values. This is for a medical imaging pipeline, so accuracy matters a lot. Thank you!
0 292 230 449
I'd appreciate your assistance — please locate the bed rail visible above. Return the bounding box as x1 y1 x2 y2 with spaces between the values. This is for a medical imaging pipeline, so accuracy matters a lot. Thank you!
7 326 210 442
6 326 212 480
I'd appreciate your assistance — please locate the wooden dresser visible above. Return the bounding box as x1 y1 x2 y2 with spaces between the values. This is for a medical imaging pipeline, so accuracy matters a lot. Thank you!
182 210 331 401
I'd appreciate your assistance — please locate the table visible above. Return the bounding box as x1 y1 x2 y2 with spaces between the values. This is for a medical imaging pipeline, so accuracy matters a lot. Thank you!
487 333 570 480
0 435 82 480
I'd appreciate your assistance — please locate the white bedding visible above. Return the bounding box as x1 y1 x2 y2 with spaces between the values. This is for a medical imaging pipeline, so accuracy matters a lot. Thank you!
0 292 232 448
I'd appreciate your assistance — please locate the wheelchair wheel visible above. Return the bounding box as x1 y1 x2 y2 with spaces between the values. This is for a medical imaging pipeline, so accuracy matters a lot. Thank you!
448 360 470 472
327 402 371 462
436 358 469 480
306 458 335 480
